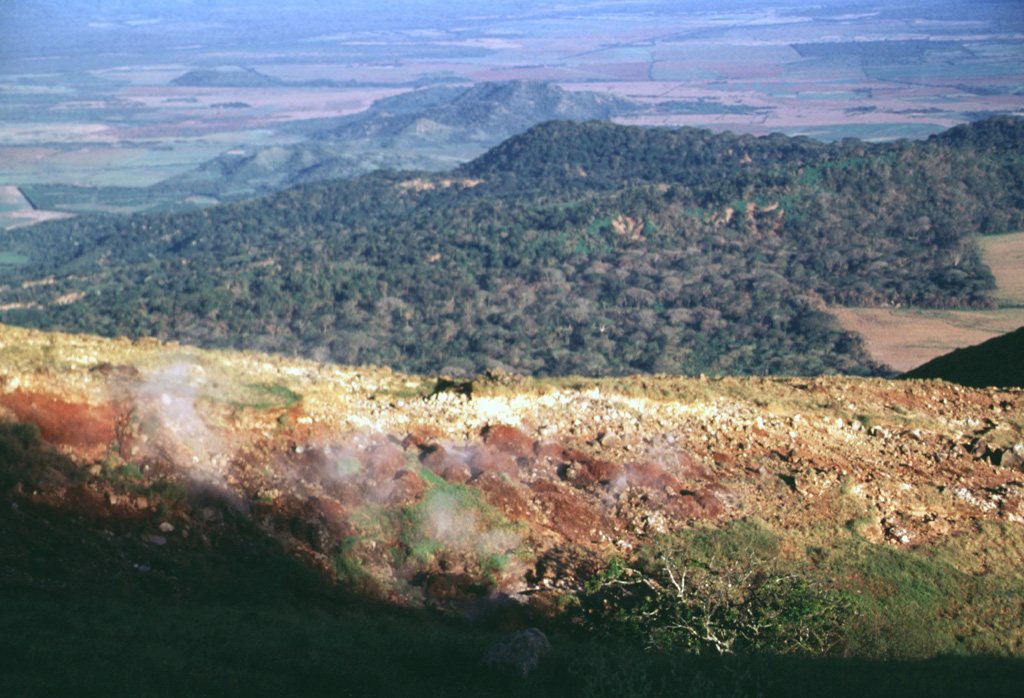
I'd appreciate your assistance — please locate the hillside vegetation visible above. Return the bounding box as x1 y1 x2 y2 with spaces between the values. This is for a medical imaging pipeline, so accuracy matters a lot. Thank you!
2 117 1022 377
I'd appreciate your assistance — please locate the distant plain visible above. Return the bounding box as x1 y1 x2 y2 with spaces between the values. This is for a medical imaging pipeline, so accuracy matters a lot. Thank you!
3 2 1023 223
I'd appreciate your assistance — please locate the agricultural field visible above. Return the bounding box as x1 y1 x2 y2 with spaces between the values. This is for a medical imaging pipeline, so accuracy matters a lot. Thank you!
0 185 73 230
0 1 1022 217
833 232 1024 373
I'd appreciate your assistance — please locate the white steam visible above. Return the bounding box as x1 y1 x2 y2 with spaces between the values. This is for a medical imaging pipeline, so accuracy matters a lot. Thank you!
421 491 520 557
135 360 231 478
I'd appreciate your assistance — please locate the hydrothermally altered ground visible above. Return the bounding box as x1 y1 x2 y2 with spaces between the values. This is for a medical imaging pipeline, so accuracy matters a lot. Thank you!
3 322 1024 669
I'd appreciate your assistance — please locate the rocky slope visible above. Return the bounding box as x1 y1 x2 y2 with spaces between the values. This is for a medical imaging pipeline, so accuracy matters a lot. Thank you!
3 322 1023 622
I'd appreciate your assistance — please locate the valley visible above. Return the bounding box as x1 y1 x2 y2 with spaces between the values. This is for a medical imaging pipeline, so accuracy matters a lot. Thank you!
833 230 1024 371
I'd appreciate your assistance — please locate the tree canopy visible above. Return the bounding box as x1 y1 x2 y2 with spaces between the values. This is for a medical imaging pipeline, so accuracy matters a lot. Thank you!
2 116 1020 377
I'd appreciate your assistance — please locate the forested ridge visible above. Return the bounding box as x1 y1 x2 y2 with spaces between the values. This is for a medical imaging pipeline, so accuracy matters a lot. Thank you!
2 116 1022 377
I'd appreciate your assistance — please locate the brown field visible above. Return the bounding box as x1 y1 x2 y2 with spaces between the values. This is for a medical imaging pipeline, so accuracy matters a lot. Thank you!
4 210 76 228
123 85 407 120
0 147 63 166
0 123 112 144
831 307 1024 372
984 231 1024 305
832 232 1024 372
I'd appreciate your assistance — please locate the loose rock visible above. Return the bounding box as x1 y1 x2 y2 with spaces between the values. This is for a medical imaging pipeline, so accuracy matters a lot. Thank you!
482 628 552 677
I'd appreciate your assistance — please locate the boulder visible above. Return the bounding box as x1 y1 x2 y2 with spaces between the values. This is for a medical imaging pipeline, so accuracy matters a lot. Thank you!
482 628 552 677
469 445 519 479
421 444 472 483
481 424 536 459
968 437 989 460
385 469 427 505
996 445 1024 471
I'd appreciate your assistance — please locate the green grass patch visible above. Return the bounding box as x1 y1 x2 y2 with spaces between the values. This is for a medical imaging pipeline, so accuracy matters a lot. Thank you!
238 382 302 410
584 517 1024 662
118 462 144 481
826 539 964 658
588 519 856 656
384 468 522 571
376 379 433 400
0 251 29 266
204 382 302 410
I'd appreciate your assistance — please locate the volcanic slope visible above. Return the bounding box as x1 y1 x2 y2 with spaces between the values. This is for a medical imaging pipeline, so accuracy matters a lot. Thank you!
3 323 1024 695
2 117 1023 377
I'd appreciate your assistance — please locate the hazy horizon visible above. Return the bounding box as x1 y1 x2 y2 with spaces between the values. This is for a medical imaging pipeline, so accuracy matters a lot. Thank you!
1 0 1022 221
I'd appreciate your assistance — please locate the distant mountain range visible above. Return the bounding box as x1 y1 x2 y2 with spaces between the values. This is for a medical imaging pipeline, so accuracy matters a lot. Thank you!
28 79 773 213
290 80 639 143
158 80 644 201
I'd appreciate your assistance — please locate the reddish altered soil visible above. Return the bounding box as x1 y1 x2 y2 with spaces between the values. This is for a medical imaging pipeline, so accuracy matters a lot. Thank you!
1 324 1022 612
0 389 121 461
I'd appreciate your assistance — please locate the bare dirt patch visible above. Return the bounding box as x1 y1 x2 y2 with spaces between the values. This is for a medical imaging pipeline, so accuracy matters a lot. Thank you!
0 388 121 461
831 307 1024 372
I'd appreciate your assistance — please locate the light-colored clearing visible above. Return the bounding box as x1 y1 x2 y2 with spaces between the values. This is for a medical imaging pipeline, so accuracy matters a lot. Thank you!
0 185 74 229
831 306 1024 372
984 232 1024 306
833 232 1024 372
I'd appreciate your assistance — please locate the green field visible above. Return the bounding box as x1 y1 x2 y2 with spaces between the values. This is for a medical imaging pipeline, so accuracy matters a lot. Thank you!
0 252 30 266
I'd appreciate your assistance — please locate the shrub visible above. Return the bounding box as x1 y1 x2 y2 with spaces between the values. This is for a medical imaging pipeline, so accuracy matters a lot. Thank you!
585 519 855 656
0 421 42 486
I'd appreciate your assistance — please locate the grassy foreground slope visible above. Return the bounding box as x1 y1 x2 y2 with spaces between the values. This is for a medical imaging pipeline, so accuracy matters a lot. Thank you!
1 117 1022 377
2 323 1024 696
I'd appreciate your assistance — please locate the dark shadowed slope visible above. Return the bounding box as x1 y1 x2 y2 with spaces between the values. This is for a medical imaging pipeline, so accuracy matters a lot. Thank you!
902 326 1024 388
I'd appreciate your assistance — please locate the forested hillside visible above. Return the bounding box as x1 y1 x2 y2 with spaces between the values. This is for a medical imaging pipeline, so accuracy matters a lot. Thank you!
1 117 1021 377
